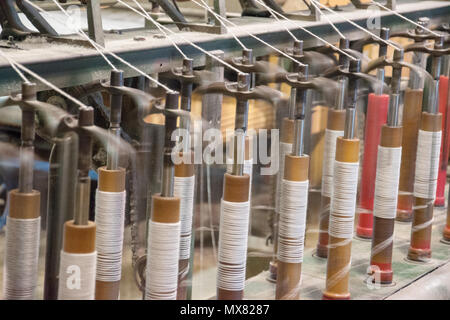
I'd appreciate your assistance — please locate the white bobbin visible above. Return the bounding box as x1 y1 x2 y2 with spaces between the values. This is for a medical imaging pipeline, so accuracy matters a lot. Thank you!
58 251 97 300
277 179 309 263
275 142 293 212
3 217 40 300
174 175 196 260
329 160 359 239
414 130 441 199
217 199 250 291
321 129 344 198
373 146 402 219
95 189 126 282
145 220 181 300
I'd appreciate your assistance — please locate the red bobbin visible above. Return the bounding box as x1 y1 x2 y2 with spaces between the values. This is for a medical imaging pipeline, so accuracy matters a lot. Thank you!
435 75 450 207
356 93 389 238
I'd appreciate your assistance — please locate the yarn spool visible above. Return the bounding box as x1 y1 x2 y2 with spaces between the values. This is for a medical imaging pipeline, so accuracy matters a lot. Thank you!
369 125 402 284
58 220 97 300
276 154 309 300
323 136 359 300
316 109 345 258
217 173 250 300
3 189 41 300
357 93 389 239
408 112 442 262
270 118 294 279
397 89 424 222
175 152 195 300
94 166 126 300
435 76 450 206
145 194 181 300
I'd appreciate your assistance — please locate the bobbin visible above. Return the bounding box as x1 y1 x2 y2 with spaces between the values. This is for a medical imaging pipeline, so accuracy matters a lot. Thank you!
175 151 195 300
369 125 402 284
407 37 445 262
276 154 309 300
58 220 97 300
323 137 359 300
145 91 184 300
357 48 404 239
323 59 361 300
95 166 126 300
270 117 294 280
3 82 41 300
316 106 346 258
145 194 181 300
217 173 250 300
408 112 442 262
397 88 424 222
434 74 450 206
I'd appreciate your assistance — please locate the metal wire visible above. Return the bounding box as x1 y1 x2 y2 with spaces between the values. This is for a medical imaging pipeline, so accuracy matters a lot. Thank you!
253 0 357 61
311 0 403 50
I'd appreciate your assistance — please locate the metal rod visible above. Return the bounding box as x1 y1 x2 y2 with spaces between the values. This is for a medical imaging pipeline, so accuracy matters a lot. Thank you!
335 78 347 110
161 91 180 197
387 49 404 127
232 73 250 176
107 69 124 170
18 82 36 194
74 106 94 226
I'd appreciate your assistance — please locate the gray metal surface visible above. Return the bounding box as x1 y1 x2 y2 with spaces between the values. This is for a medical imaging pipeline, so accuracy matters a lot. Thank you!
0 1 448 95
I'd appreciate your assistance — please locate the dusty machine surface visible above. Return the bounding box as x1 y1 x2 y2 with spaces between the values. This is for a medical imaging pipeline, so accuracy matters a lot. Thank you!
0 0 448 304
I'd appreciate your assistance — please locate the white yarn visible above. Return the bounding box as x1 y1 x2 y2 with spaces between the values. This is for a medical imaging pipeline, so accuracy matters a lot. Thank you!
217 199 250 291
95 190 126 282
373 146 402 219
145 220 180 300
276 142 293 212
322 129 344 198
414 130 441 199
329 161 359 239
58 251 97 300
174 175 195 260
277 179 309 263
3 217 40 300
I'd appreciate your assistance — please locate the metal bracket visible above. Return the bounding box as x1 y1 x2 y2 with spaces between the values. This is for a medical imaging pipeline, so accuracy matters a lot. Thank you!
279 1 320 22
351 0 396 10
150 0 227 34
86 0 105 47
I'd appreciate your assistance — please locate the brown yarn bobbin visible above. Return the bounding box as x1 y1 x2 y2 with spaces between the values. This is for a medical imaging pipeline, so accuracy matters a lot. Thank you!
218 173 250 300
397 89 423 222
223 173 250 203
317 109 346 258
96 167 126 300
408 112 442 262
175 152 195 178
323 138 359 300
276 154 309 300
151 194 181 223
8 189 40 219
63 220 96 254
98 167 126 192
327 109 346 131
